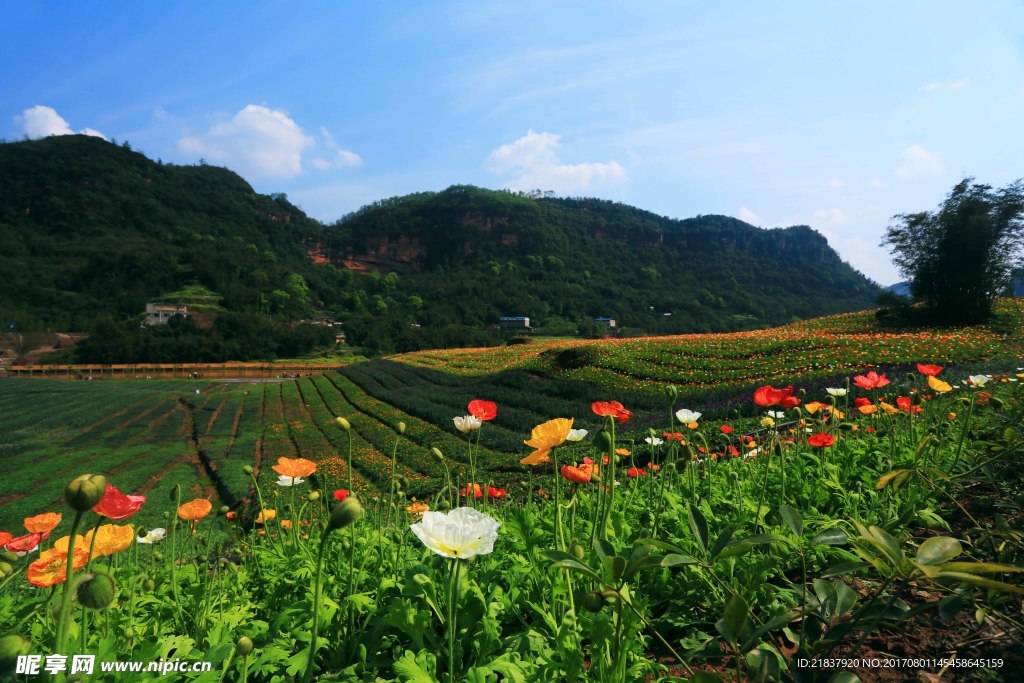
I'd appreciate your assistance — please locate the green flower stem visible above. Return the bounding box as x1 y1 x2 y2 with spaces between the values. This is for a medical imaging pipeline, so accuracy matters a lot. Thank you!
949 393 976 473
447 559 462 683
54 509 85 654
303 532 331 683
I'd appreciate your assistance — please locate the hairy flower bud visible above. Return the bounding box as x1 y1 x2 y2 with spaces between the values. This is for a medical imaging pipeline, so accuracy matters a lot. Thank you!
236 636 254 656
664 385 679 400
328 497 363 531
571 541 585 560
77 571 117 610
0 563 12 577
0 634 31 674
0 551 17 564
582 592 604 613
169 482 181 504
431 447 444 461
308 491 320 502
594 430 613 454
243 465 254 475
335 416 351 431
65 473 107 511
397 421 407 435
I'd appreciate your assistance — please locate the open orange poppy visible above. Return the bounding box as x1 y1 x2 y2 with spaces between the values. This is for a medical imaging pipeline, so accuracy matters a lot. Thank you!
178 498 213 521
84 524 135 557
272 457 317 479
521 418 573 465
27 547 89 588
23 512 61 535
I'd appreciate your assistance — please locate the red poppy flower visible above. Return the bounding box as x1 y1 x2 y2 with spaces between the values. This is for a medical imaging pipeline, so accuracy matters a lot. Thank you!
853 371 890 390
461 483 484 498
807 433 835 448
976 392 991 406
6 533 41 554
854 397 872 408
646 462 661 472
916 363 943 376
720 425 734 435
780 395 801 409
0 531 10 548
226 511 238 521
896 396 923 414
93 484 146 521
487 486 507 499
468 399 498 421
333 489 350 502
727 445 740 457
662 431 685 442
753 385 795 407
591 401 632 423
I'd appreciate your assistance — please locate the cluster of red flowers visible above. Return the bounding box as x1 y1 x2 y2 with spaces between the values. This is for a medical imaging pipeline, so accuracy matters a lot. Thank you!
459 483 507 499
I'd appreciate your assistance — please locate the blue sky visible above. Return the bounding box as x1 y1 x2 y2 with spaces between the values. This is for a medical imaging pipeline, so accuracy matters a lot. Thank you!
4 1 1023 285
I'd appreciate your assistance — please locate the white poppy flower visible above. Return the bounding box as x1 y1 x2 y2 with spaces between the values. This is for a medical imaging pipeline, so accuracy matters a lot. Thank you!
826 388 847 397
453 415 482 433
276 475 305 487
767 410 786 419
565 428 588 442
675 409 702 423
410 507 500 560
644 436 663 446
967 374 992 387
137 528 166 544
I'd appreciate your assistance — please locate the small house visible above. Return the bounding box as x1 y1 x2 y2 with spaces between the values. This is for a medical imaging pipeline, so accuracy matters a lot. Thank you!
144 303 188 326
594 316 616 328
500 316 531 329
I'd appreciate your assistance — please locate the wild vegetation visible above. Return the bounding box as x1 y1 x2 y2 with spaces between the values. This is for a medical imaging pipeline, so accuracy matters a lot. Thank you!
1 308 1022 681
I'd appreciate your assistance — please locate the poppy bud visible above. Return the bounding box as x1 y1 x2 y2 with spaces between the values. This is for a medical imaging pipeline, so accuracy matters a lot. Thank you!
594 430 613 454
571 541 585 560
65 473 107 511
906 373 917 382
582 592 604 613
308 491 320 502
0 551 17 564
236 636 254 656
219 506 230 515
77 571 117 610
431 447 444 461
838 422 855 431
397 421 407 435
143 578 156 591
0 634 31 674
0 563 12 577
328 497 363 531
153 551 163 562
169 483 181 503
335 416 351 431
664 385 679 400
396 475 410 489
196 555 207 564
243 465 254 475
989 397 1004 411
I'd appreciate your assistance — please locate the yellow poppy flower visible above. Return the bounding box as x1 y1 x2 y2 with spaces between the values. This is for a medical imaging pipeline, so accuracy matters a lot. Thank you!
521 418 574 465
84 524 135 557
928 375 952 393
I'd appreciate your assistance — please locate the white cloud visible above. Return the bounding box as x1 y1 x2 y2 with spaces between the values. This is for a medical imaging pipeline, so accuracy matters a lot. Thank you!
15 105 106 140
823 178 844 188
812 208 847 230
484 130 627 193
314 126 362 170
737 207 762 225
178 105 315 178
894 144 942 180
920 79 970 91
868 178 888 189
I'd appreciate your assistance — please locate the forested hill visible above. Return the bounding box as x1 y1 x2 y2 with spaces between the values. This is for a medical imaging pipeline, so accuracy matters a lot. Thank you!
325 186 882 341
0 136 881 357
0 134 345 332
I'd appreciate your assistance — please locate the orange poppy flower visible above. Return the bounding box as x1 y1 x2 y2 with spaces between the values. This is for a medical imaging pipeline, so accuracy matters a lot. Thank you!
916 363 943 376
407 501 429 515
560 463 593 484
24 512 62 535
521 418 574 465
272 457 317 479
858 404 878 415
280 519 293 530
27 547 89 588
84 525 134 557
52 534 87 553
255 509 276 524
0 531 11 548
461 483 484 498
178 499 213 521
615 448 631 456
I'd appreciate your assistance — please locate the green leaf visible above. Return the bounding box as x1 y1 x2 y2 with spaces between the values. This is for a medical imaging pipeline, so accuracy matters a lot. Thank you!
820 561 870 578
779 504 803 538
938 572 1024 594
810 528 847 546
916 537 962 565
940 561 1024 574
393 650 438 683
688 503 709 553
707 523 739 561
937 595 962 624
603 555 626 583
875 469 911 490
714 593 748 645
661 553 700 568
543 551 604 583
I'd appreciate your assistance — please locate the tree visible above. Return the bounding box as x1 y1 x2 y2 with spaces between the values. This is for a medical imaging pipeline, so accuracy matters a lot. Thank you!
881 177 1024 324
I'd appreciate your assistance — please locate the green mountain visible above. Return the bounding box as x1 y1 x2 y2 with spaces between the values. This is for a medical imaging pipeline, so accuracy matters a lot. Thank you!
326 186 882 348
0 136 881 358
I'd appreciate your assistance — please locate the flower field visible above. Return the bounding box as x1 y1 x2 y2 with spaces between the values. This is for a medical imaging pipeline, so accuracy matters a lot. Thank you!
1 308 1023 681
